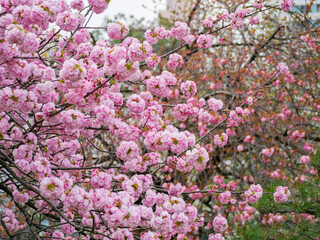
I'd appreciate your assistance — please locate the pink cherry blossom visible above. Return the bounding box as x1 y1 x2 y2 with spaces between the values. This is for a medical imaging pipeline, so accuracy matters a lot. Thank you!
300 155 310 165
279 0 293 12
40 177 64 200
273 186 291 203
209 233 225 240
212 214 228 232
197 34 213 49
214 133 228 147
245 184 263 203
56 11 79 32
126 94 146 113
167 53 184 70
60 59 87 82
107 22 129 40
208 97 224 111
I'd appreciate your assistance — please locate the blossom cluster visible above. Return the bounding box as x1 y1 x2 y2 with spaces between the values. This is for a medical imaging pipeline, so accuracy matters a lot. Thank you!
273 186 291 203
245 184 263 203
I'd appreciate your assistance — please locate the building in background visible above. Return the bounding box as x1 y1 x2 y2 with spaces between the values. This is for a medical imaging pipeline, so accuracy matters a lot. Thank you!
159 0 195 21
159 0 320 22
291 0 320 20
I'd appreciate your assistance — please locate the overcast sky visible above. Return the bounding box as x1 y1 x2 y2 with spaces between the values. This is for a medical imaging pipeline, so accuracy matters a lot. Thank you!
87 0 164 27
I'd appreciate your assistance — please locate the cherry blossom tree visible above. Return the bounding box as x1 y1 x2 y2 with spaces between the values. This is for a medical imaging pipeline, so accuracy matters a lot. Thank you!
0 0 319 239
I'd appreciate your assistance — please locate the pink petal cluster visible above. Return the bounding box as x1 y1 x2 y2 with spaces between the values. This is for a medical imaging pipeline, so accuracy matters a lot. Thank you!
116 141 139 161
202 17 214 28
228 107 247 127
228 8 247 29
167 53 184 70
246 96 255 105
52 231 65 240
70 0 84 10
186 144 209 171
198 108 212 122
146 55 161 68
146 76 170 98
214 133 228 147
173 104 190 121
209 233 225 240
253 0 264 9
128 41 153 62
170 21 190 39
300 155 310 165
262 213 285 225
167 183 185 197
261 147 274 157
208 97 224 111
181 80 197 99
63 186 92 210
60 59 87 82
40 177 64 200
273 186 291 203
126 94 146 113
107 22 129 40
5 24 26 45
91 171 112 189
279 0 293 12
245 184 263 203
2 208 19 233
197 34 213 49
88 0 110 14
212 214 228 232
277 62 289 74
56 11 79 32
144 26 170 45
218 191 232 204
13 190 29 204
19 32 39 54
144 129 194 154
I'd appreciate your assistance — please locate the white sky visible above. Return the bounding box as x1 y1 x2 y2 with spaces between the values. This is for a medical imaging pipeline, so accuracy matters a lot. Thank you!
86 0 165 27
